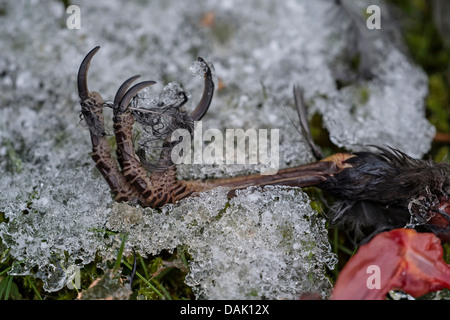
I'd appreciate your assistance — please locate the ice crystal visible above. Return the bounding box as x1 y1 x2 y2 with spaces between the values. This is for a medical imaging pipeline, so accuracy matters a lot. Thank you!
107 186 337 299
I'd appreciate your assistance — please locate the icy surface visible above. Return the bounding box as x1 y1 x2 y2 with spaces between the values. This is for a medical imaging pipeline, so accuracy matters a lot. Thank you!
0 0 434 296
310 0 435 156
107 186 337 299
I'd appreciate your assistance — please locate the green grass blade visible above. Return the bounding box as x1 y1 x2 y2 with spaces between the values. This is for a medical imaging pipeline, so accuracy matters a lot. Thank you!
2 276 13 300
113 234 127 272
122 260 163 299
26 276 42 300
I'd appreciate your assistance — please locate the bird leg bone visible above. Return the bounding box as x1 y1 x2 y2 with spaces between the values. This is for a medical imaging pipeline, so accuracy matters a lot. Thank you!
78 46 213 207
78 47 450 242
78 47 352 208
78 47 450 245
78 46 144 203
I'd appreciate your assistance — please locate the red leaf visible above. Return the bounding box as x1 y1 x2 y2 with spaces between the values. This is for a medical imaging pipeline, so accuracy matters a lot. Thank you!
331 228 450 300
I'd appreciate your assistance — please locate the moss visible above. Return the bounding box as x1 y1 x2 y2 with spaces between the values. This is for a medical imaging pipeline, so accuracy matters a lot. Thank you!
386 0 450 165
3 140 23 174
427 73 449 132
386 0 450 136
433 145 449 163
358 85 370 105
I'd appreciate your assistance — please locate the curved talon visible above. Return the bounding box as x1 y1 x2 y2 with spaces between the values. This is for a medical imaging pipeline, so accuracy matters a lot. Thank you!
114 75 141 105
116 81 157 115
77 46 100 101
77 46 105 137
77 46 146 204
189 57 214 121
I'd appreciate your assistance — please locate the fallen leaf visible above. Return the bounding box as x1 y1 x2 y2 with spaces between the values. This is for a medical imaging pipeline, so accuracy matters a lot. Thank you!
331 228 450 300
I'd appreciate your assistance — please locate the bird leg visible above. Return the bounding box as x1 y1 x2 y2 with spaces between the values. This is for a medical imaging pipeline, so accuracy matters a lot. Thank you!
76 47 376 207
78 47 450 243
78 46 144 203
78 47 213 207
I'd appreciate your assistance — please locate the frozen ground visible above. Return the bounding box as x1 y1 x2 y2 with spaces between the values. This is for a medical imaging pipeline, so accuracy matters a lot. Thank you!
0 0 434 298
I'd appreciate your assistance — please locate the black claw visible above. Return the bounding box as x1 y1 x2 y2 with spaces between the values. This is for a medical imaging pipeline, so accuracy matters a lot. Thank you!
126 248 138 288
116 81 157 115
114 75 141 105
189 57 214 121
77 46 100 101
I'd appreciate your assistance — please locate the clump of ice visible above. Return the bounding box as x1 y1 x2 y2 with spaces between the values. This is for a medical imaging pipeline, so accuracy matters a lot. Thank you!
0 164 112 291
190 59 210 80
107 186 337 299
309 0 435 157
0 0 434 296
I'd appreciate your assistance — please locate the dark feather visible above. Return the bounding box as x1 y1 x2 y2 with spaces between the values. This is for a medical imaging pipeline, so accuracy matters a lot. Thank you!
321 146 450 244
